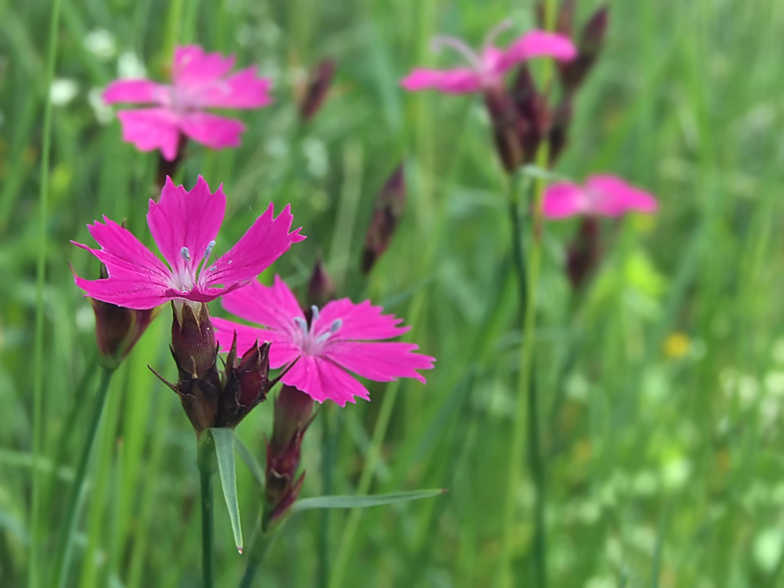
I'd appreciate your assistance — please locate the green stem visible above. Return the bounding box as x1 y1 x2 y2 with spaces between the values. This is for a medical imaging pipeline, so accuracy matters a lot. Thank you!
238 517 280 588
508 179 528 321
198 437 216 588
500 2 556 584
318 407 339 588
47 366 115 588
29 0 63 586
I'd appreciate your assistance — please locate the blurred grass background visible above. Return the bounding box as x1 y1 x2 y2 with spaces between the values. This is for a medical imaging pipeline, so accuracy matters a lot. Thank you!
2 0 784 586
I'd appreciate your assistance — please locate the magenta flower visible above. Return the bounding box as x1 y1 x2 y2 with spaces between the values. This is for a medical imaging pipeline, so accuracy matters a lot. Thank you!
401 21 577 94
103 45 272 161
212 277 435 406
73 176 304 310
543 175 658 219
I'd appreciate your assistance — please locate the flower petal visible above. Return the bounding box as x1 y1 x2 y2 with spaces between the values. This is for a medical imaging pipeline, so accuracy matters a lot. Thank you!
72 217 173 310
542 181 588 219
103 79 168 105
281 356 370 406
202 204 305 292
195 67 273 109
212 317 301 367
147 176 225 289
179 112 246 150
314 298 410 342
495 30 578 73
172 45 236 90
400 68 482 94
115 107 182 161
220 276 304 334
586 175 658 217
325 341 435 384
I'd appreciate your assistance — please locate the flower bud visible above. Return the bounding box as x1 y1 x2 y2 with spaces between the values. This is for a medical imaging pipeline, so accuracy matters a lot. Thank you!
85 263 159 370
558 5 609 95
151 302 273 435
306 256 336 309
361 164 406 274
264 385 314 528
566 216 601 290
509 65 550 162
548 99 573 165
484 85 526 173
299 58 336 122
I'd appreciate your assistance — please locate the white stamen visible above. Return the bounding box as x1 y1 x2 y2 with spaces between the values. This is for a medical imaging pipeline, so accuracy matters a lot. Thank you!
180 247 191 261
483 19 513 49
204 240 216 259
311 305 320 321
330 319 342 333
431 35 484 71
293 316 309 335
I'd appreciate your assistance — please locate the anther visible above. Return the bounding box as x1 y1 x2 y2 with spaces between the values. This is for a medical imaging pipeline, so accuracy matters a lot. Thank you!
204 240 216 258
329 319 342 334
311 305 320 321
180 247 191 261
293 316 309 335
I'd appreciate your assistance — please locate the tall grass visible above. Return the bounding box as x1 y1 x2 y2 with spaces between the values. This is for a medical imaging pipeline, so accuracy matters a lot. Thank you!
1 0 783 586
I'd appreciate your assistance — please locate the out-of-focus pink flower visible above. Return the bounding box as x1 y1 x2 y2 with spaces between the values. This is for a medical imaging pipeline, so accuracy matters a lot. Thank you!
73 176 304 310
103 46 272 160
212 277 435 406
543 175 658 219
401 21 577 95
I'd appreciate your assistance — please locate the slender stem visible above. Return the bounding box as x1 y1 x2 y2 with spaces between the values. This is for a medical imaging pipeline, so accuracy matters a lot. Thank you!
29 1 63 586
198 437 216 588
508 178 528 321
47 366 115 588
318 407 339 588
238 518 279 588
500 1 556 584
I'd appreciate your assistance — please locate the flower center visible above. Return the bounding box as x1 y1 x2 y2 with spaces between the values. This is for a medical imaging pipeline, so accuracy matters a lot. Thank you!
292 305 343 356
171 240 216 292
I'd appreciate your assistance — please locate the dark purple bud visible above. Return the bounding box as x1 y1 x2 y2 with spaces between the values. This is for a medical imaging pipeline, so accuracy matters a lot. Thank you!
90 300 158 370
300 58 336 122
263 385 314 527
306 256 336 309
361 164 406 274
548 99 573 165
566 216 601 290
509 65 550 161
170 302 217 381
558 5 609 94
152 303 273 435
484 85 526 173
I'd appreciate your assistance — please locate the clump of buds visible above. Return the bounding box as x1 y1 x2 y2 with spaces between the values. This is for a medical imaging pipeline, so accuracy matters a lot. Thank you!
151 301 273 435
485 1 609 173
565 217 601 291
264 385 315 528
299 58 336 121
361 163 406 274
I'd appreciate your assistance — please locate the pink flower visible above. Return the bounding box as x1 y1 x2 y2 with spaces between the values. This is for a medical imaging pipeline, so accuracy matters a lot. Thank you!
73 176 304 310
401 21 577 94
103 45 272 161
543 175 658 219
212 277 435 406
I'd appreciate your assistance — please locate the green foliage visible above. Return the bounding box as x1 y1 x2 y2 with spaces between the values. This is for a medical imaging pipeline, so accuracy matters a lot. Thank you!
1 0 783 586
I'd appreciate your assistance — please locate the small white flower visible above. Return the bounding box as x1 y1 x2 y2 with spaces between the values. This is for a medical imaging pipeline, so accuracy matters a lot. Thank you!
84 30 116 61
49 79 79 106
117 50 147 79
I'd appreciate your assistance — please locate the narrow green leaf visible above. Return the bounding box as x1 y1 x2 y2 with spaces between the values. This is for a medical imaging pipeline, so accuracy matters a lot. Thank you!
233 432 265 489
291 489 446 513
209 428 243 553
